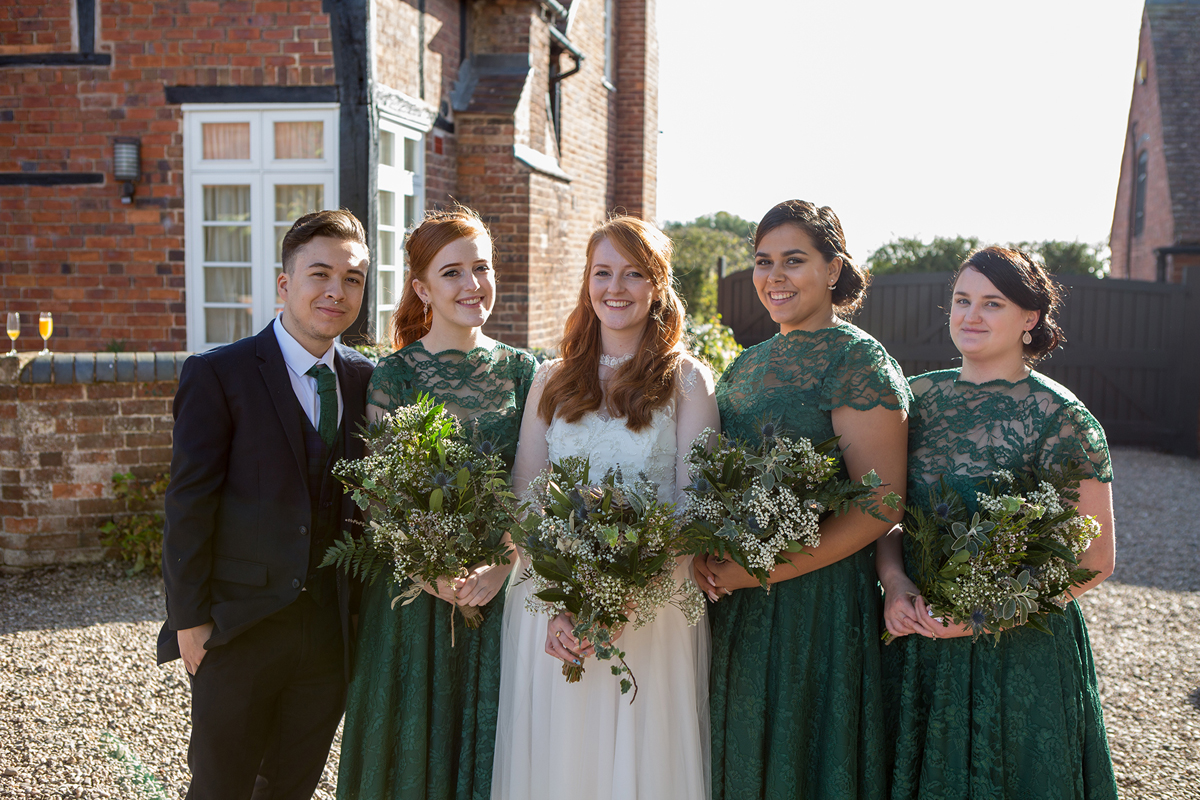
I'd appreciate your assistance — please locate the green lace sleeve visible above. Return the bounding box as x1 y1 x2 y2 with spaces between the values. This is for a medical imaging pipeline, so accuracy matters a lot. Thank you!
510 349 538 415
818 332 912 413
1039 397 1113 484
366 351 416 413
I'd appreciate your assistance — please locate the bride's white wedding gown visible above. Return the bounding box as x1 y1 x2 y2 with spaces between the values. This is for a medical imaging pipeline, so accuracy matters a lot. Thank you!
491 395 711 800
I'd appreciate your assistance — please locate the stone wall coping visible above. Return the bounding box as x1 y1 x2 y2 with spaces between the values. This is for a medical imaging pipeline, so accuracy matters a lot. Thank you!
6 352 191 385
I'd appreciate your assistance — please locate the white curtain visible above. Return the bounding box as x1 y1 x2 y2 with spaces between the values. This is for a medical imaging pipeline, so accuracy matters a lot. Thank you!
274 121 323 159
202 123 250 160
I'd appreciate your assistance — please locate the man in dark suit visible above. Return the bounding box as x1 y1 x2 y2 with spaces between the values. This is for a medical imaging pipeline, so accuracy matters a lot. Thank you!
158 209 375 800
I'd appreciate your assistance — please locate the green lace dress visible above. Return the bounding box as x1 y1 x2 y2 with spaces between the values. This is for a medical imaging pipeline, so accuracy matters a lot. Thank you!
710 322 911 800
336 341 537 800
882 369 1118 800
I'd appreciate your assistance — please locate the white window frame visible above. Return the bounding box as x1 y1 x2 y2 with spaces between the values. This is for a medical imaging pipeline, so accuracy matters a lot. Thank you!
183 103 339 351
375 115 425 341
603 0 616 91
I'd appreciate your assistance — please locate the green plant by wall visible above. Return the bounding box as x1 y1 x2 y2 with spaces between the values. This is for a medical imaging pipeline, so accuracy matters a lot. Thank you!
100 471 169 576
685 315 743 377
354 341 395 362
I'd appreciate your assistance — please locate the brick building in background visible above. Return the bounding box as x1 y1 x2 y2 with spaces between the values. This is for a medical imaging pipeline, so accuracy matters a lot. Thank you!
0 0 656 568
0 0 658 352
1109 0 1200 283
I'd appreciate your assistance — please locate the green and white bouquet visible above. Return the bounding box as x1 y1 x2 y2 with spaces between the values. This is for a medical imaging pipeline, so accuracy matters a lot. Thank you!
682 422 899 588
891 464 1102 644
515 457 705 699
321 393 514 631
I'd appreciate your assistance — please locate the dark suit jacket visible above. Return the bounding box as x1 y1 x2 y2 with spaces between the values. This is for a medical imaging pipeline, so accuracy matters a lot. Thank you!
156 322 374 670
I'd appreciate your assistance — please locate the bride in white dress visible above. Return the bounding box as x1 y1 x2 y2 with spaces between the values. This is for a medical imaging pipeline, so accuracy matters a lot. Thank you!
491 217 719 800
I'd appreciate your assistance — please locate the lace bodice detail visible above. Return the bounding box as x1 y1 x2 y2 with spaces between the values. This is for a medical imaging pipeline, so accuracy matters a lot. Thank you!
906 369 1112 514
546 404 678 500
716 321 911 447
368 340 537 467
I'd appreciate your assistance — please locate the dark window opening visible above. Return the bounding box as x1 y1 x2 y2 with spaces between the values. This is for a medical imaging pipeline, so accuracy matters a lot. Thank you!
1133 149 1148 237
549 48 564 151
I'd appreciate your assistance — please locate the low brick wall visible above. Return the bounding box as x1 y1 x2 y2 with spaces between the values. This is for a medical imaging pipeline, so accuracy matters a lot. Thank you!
0 352 186 568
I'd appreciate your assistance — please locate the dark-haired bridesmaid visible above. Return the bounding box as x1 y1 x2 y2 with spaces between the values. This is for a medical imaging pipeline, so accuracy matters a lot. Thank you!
878 246 1118 800
696 200 910 799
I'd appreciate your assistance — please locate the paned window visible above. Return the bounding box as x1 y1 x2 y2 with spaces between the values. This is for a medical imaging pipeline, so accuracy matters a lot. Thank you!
376 118 424 340
183 106 338 350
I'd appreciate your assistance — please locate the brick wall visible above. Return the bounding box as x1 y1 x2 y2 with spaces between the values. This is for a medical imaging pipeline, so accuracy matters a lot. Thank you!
0 353 181 568
461 0 659 350
457 115 534 344
375 0 462 208
612 0 656 220
2 0 658 354
1110 9 1178 281
0 1 336 353
0 1 77 56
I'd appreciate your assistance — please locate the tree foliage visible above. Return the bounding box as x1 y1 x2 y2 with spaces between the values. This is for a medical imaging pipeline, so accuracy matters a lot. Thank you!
664 212 755 319
867 236 1109 278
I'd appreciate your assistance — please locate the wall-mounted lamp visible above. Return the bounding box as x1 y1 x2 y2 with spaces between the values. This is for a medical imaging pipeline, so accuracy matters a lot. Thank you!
113 138 140 204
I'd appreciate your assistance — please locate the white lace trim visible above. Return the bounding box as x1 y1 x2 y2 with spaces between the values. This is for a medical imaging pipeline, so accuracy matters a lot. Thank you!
599 352 635 368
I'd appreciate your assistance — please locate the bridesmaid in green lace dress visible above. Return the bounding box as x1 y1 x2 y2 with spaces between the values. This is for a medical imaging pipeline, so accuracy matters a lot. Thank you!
878 246 1117 800
336 208 537 800
695 200 910 799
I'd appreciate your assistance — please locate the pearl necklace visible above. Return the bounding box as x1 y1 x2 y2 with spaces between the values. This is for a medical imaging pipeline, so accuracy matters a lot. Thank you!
599 353 634 368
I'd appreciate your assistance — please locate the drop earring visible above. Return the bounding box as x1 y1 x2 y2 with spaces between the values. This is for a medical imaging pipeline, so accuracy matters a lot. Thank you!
1022 330 1032 345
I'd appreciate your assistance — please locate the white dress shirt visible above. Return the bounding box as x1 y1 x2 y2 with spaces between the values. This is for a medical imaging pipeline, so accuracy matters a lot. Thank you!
273 315 343 430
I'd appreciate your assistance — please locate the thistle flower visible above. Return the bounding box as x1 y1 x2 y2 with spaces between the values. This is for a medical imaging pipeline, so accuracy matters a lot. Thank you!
935 502 951 519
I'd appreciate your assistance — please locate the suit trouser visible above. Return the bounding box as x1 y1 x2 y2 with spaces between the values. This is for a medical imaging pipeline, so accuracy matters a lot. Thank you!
186 592 345 800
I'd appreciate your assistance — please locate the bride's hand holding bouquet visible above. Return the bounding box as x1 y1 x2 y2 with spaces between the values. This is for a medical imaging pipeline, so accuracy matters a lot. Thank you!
514 457 705 700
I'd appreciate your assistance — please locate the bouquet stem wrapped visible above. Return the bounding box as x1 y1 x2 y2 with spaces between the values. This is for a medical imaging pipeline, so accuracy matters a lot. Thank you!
515 458 705 700
321 394 514 637
682 423 899 588
886 463 1102 644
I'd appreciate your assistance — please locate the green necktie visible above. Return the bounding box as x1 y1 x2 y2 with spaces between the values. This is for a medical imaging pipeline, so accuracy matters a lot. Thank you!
305 363 338 449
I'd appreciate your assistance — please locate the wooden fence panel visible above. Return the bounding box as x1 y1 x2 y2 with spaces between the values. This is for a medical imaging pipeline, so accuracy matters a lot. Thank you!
717 267 1200 455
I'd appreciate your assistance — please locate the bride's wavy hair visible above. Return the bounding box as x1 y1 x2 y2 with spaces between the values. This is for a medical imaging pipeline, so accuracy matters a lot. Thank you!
388 205 491 349
538 216 685 432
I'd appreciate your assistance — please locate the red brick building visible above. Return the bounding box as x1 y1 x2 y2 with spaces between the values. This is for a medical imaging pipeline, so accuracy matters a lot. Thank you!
0 0 659 352
1110 0 1200 283
0 0 657 566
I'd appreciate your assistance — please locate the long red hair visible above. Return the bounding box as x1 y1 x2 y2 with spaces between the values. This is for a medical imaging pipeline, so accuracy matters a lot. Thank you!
538 216 685 432
388 206 490 349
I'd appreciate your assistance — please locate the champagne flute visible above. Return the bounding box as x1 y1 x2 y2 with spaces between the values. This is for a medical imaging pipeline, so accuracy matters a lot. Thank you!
5 312 18 356
38 312 52 355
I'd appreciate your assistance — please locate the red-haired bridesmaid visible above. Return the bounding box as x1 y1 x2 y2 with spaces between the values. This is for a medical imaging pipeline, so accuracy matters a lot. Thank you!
337 207 537 800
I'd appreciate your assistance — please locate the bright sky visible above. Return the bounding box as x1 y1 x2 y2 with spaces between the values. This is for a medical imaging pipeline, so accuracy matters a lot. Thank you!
655 0 1147 258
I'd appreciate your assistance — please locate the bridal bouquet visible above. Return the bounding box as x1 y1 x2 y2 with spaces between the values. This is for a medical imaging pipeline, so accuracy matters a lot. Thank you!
682 422 899 588
889 464 1102 644
321 393 514 631
516 457 705 699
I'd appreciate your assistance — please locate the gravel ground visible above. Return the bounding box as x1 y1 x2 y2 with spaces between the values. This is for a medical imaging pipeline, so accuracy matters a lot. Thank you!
1 446 1197 799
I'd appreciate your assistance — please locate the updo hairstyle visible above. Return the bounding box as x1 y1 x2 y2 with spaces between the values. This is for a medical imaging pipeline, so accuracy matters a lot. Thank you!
754 200 870 314
954 246 1065 362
